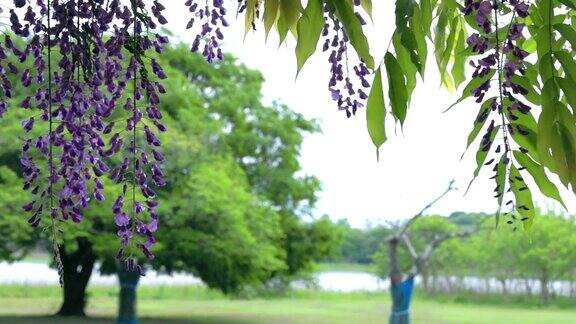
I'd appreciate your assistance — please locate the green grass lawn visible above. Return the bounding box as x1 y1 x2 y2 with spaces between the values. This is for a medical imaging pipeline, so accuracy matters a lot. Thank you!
0 285 575 323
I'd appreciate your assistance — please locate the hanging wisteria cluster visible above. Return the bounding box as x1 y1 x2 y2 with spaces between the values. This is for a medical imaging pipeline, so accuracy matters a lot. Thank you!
2 0 173 278
185 0 228 62
322 3 371 118
463 0 534 228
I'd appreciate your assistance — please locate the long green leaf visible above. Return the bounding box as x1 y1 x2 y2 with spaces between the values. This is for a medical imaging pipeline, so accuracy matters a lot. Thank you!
392 32 417 101
461 97 494 158
466 125 500 193
452 21 467 88
554 24 576 50
510 165 535 230
263 0 280 39
538 79 559 171
555 50 576 83
295 0 324 74
421 0 433 38
244 0 258 35
384 52 408 125
513 151 566 208
510 75 541 105
333 0 375 69
277 0 302 44
551 105 576 190
445 69 496 111
557 77 576 111
366 68 386 159
557 0 576 10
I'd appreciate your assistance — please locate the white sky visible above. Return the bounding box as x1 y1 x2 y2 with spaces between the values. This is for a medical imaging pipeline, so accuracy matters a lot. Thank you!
160 2 576 228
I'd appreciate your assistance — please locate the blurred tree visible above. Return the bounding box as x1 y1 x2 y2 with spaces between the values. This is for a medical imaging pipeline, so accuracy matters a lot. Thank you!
162 46 338 278
0 166 35 261
515 214 576 304
329 220 392 264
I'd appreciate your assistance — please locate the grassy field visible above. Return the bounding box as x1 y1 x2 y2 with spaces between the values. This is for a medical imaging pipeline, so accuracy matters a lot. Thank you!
0 285 576 323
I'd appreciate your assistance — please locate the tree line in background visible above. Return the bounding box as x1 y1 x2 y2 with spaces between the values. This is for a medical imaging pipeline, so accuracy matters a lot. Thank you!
330 211 576 304
0 42 342 319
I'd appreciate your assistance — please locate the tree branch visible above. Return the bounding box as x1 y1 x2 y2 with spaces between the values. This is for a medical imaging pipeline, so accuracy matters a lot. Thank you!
408 224 486 277
394 180 456 240
401 233 418 260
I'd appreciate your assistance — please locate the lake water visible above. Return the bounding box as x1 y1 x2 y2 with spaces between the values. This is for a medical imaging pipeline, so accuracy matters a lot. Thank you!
0 261 385 291
2 262 574 296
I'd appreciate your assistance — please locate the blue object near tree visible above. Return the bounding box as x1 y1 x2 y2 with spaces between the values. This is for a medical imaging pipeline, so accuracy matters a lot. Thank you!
117 268 140 324
389 276 414 324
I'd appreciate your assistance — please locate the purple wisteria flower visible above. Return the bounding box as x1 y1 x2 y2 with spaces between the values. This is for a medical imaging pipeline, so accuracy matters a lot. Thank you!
185 0 228 62
321 2 370 118
1 0 170 274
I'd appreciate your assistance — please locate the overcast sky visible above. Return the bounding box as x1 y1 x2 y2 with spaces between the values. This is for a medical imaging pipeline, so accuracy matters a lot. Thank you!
159 1 576 228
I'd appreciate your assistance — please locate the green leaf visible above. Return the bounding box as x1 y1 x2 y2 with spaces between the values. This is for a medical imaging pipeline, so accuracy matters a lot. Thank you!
495 154 507 208
263 0 280 39
510 164 536 230
538 0 552 25
551 105 576 189
244 0 258 35
445 69 496 111
440 16 459 78
555 50 576 83
510 75 541 105
394 0 422 74
557 77 576 111
295 0 324 74
554 24 576 50
462 97 494 158
513 150 566 209
384 52 408 125
366 68 386 159
361 0 373 18
421 0 433 37
395 0 414 31
434 6 449 83
504 96 539 162
538 79 559 171
451 21 467 88
536 25 553 62
392 32 417 101
333 0 375 69
557 0 576 10
466 125 500 193
346 0 373 17
277 0 303 44
412 4 428 75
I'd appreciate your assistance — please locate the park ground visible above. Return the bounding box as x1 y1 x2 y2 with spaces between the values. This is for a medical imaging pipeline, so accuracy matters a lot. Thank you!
0 285 575 323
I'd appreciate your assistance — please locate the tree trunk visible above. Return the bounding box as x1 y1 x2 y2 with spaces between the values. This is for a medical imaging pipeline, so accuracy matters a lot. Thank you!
484 278 490 294
524 279 532 296
117 267 140 324
498 278 507 295
421 271 430 293
56 238 96 317
540 272 550 305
